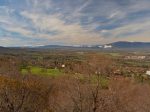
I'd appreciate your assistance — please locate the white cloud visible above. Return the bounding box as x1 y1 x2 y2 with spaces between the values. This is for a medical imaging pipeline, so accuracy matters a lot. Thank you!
21 11 103 45
100 19 150 43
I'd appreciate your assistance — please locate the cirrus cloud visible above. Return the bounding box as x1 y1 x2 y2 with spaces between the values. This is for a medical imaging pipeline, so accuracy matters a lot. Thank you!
0 0 150 46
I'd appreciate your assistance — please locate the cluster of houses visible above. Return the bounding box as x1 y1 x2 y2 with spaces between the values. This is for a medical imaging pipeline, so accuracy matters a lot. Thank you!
113 67 150 78
124 56 146 60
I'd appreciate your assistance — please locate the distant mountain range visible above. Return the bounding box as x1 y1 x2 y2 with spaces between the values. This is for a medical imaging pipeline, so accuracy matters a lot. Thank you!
37 41 150 49
0 46 9 50
1 41 150 50
110 41 150 48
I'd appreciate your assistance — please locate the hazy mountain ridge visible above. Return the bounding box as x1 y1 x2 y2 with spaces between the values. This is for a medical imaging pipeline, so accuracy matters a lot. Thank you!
38 41 150 49
1 41 150 49
110 41 150 48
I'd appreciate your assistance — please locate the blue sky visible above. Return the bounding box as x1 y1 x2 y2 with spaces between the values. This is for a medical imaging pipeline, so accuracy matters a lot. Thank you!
0 0 150 46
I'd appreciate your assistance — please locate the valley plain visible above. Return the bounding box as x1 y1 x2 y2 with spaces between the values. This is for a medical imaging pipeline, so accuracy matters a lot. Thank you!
0 47 150 112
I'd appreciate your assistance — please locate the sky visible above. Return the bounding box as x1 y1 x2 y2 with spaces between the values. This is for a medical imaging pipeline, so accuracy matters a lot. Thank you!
0 0 150 46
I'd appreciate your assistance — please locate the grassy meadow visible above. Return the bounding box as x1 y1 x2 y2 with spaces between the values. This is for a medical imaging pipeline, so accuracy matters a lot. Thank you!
21 66 62 77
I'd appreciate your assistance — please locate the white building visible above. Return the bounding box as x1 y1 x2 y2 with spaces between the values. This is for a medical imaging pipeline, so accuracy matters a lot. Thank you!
146 71 150 76
61 64 65 68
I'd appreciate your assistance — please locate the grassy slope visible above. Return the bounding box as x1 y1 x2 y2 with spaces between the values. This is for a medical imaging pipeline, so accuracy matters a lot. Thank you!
21 66 62 77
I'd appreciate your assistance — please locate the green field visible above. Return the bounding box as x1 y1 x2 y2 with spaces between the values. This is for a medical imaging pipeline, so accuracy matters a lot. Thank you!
21 66 62 77
108 53 121 57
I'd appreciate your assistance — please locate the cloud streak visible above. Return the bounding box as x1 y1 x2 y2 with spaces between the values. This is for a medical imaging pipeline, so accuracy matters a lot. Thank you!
0 0 150 46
